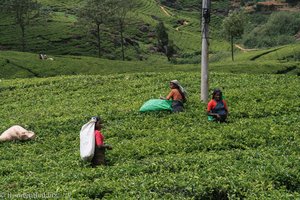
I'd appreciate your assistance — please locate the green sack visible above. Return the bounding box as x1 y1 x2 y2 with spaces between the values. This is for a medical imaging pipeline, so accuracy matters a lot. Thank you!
208 115 215 121
139 99 172 112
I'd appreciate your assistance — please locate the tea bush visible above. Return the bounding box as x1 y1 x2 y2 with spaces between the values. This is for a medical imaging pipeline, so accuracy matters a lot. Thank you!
0 71 299 199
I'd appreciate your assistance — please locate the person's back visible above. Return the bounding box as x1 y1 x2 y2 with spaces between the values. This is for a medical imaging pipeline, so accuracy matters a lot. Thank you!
167 89 183 101
161 80 187 112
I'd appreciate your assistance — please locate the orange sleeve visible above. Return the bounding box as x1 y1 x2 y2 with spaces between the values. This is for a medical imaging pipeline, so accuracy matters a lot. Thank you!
166 90 174 100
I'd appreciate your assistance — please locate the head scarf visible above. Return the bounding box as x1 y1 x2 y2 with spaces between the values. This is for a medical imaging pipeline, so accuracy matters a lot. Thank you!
91 116 100 122
170 80 188 97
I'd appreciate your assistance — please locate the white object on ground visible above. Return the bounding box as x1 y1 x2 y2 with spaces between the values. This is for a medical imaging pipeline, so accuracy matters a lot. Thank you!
0 125 35 142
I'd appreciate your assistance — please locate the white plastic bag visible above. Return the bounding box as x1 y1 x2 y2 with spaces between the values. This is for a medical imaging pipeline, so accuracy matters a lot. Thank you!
80 118 96 161
0 125 35 142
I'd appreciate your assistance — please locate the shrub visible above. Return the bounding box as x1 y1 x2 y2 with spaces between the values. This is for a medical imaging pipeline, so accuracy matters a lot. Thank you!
242 12 300 48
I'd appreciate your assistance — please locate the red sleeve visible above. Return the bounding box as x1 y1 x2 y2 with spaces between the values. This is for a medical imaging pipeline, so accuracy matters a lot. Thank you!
207 100 216 112
95 130 104 146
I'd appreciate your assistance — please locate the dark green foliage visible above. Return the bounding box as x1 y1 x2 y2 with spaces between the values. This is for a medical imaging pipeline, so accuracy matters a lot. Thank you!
265 12 300 35
156 21 169 48
285 0 300 6
0 0 151 60
113 0 138 61
243 12 300 48
155 21 169 59
166 40 176 61
1 0 41 51
78 0 115 58
172 51 201 64
222 10 245 41
222 10 245 61
155 21 177 61
160 0 205 11
0 0 299 63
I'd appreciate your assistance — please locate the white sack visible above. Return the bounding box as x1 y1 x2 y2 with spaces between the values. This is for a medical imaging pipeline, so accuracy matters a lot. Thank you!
80 118 96 161
0 125 35 142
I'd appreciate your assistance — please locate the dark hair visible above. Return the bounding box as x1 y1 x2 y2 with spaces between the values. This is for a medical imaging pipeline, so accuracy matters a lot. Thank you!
212 88 222 100
93 116 102 130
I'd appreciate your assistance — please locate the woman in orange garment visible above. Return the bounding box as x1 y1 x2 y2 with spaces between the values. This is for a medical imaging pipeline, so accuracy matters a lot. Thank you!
161 80 187 112
207 89 229 122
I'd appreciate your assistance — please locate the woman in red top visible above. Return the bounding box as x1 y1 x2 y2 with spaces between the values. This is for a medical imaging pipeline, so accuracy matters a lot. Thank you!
91 116 112 167
161 80 187 112
207 89 228 122
94 117 104 147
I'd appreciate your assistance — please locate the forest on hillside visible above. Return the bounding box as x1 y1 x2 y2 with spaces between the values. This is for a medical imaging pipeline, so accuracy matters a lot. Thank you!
0 0 299 62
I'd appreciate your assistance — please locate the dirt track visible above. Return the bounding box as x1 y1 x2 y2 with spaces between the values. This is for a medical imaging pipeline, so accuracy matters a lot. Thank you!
235 44 257 52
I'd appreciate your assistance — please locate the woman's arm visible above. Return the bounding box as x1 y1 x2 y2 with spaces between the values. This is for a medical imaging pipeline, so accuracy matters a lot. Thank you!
160 90 173 100
207 100 220 118
207 111 221 118
166 90 174 100
96 144 112 150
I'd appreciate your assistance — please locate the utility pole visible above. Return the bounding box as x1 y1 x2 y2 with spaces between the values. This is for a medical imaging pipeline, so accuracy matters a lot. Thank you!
201 0 210 102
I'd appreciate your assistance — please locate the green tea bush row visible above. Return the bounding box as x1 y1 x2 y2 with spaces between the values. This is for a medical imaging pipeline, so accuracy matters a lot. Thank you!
0 71 299 199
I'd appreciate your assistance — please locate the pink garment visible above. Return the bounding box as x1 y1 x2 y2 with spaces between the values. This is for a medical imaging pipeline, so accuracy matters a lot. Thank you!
95 130 104 146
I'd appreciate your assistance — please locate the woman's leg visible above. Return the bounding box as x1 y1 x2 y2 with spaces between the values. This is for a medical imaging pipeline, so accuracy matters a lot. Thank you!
91 148 106 167
172 101 184 113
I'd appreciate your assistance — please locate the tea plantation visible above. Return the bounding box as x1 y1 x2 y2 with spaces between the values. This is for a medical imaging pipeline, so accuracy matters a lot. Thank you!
1 42 300 79
0 71 299 199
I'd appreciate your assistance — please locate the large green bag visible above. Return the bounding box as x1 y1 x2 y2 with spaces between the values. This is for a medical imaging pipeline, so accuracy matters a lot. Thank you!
139 99 172 112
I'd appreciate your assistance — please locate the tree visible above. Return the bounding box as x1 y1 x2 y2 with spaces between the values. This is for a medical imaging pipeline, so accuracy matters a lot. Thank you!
1 0 40 52
156 21 168 51
112 0 137 61
222 10 245 61
155 21 176 61
166 40 176 61
79 0 115 58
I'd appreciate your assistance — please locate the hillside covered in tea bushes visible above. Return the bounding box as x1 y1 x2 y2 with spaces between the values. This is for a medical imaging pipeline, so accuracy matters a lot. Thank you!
1 41 300 79
0 0 300 199
0 71 299 199
0 0 299 62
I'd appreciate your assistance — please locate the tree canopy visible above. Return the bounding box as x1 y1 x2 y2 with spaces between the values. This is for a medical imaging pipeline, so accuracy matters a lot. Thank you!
222 10 245 61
